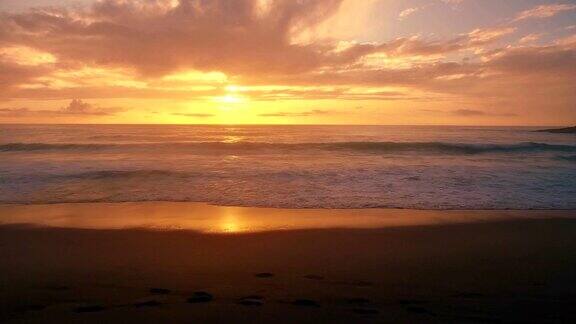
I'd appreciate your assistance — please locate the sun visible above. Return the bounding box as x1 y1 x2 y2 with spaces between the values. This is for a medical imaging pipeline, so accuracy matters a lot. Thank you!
215 84 248 106
218 94 244 104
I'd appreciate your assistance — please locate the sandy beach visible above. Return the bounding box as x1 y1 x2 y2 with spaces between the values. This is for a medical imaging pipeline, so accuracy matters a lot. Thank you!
1 203 575 323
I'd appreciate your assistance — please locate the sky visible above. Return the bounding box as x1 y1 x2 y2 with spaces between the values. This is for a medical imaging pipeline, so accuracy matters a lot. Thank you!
0 0 575 125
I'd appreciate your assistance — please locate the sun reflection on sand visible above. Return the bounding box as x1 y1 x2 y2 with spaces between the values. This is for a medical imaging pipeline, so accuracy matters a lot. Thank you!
218 208 243 233
0 202 567 234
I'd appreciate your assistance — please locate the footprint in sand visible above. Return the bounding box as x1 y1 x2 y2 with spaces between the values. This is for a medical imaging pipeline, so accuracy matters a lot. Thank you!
255 272 274 278
405 306 435 316
187 291 213 303
291 299 320 307
398 299 428 305
44 285 70 291
452 292 485 299
238 295 264 306
74 305 106 313
304 274 325 280
352 307 380 315
134 300 162 308
149 288 171 295
351 280 374 287
16 304 47 312
346 297 380 315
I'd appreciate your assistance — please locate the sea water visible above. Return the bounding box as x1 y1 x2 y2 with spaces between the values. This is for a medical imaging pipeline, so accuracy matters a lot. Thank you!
1 124 575 209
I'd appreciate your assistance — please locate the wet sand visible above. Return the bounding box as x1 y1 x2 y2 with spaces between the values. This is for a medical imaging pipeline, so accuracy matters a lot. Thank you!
1 203 576 323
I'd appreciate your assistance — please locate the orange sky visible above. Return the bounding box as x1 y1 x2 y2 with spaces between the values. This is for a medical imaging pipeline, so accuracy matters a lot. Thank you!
0 0 575 125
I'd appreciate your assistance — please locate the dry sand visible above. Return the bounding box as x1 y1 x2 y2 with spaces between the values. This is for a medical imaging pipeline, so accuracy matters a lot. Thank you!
0 203 575 323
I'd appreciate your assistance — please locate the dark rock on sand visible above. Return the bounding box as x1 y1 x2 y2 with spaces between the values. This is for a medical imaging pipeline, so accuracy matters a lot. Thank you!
149 288 171 295
74 305 106 313
238 296 264 306
536 126 576 134
187 291 213 303
292 299 320 307
255 272 274 278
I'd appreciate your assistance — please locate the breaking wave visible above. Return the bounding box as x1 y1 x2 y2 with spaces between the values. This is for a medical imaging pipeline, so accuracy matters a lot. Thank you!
2 141 576 155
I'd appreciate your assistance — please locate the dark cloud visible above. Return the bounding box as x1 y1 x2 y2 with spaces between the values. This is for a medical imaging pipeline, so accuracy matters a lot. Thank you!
451 109 517 117
0 0 514 81
0 99 122 117
259 109 331 117
0 58 51 92
172 112 214 117
0 0 344 77
420 108 518 117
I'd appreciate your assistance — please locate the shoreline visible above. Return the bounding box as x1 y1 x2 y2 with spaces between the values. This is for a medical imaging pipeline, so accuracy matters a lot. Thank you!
1 202 575 233
3 200 576 211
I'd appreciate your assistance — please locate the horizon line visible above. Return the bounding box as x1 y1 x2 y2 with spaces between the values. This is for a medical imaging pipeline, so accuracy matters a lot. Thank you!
0 123 571 128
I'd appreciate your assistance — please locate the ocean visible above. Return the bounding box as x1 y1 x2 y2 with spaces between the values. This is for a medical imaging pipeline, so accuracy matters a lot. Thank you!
1 124 575 209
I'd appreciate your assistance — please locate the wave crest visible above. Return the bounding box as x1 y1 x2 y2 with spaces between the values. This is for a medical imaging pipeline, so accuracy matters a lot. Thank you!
2 141 575 155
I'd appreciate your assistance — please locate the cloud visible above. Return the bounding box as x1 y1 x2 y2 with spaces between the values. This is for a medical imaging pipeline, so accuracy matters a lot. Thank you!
0 99 122 117
513 4 576 22
259 109 331 117
398 7 424 20
450 109 517 117
361 27 516 58
420 108 517 117
440 0 465 4
172 112 214 118
485 44 576 75
0 58 50 91
0 0 574 124
60 99 113 115
0 0 514 84
518 33 543 44
0 0 345 77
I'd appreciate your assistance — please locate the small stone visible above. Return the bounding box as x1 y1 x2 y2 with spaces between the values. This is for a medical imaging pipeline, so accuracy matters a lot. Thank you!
187 291 213 303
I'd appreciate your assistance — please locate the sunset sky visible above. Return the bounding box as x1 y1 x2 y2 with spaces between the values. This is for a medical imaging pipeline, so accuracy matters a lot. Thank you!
0 0 575 125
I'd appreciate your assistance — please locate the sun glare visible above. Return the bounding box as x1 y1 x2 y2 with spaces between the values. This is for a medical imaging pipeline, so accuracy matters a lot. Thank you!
218 95 244 104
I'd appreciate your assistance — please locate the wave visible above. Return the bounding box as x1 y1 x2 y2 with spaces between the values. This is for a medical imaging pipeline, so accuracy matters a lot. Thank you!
0 143 110 152
57 170 190 180
2 141 576 155
556 155 576 162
